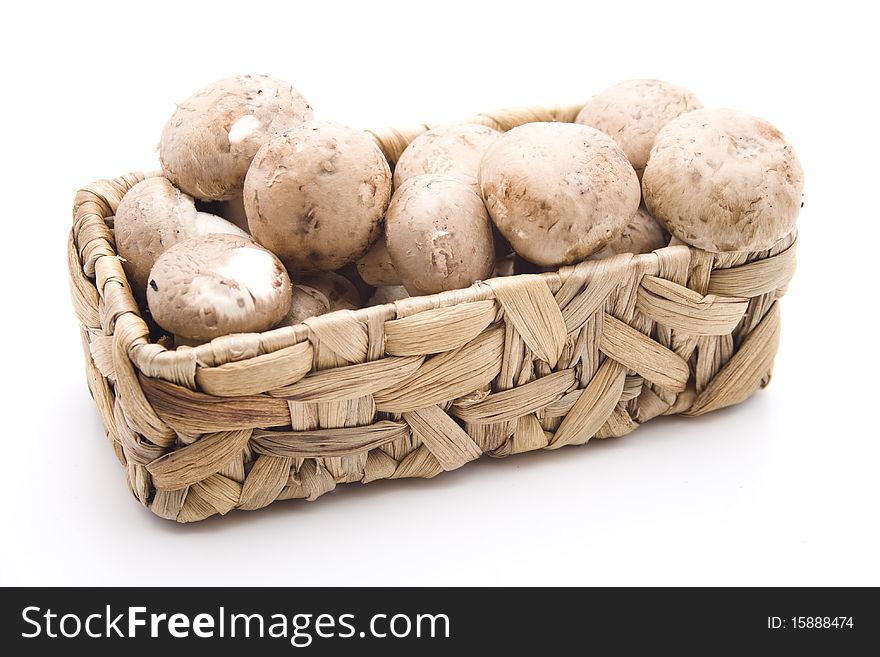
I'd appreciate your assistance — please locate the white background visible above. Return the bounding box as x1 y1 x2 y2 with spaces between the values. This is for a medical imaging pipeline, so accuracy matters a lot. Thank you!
1 0 877 586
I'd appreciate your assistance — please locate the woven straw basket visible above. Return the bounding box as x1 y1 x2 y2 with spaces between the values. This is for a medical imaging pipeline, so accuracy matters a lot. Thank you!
69 105 797 522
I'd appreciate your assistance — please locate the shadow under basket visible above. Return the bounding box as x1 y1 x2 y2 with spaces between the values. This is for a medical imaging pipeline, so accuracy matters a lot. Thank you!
69 106 797 522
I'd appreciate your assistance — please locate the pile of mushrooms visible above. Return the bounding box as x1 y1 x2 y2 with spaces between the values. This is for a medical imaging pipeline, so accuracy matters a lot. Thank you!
114 75 803 345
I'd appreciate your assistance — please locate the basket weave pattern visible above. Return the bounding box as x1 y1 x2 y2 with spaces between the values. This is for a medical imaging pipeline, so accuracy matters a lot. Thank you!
69 106 797 522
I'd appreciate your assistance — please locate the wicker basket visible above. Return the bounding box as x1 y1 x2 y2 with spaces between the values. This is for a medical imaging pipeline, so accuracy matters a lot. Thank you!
69 105 797 522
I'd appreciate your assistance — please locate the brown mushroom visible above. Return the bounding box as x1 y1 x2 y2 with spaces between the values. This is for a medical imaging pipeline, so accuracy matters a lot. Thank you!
480 122 640 267
575 79 702 178
281 284 331 325
596 205 669 256
367 285 410 305
159 75 313 201
642 108 804 252
299 272 360 310
115 177 248 301
244 121 392 273
147 233 291 342
356 239 401 287
385 174 496 295
278 272 361 325
394 123 501 191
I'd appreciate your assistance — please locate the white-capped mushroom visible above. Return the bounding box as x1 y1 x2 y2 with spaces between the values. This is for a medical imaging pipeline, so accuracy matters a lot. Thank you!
147 233 291 343
642 108 804 252
244 121 392 273
480 122 640 267
159 75 313 201
575 79 702 178
115 177 248 300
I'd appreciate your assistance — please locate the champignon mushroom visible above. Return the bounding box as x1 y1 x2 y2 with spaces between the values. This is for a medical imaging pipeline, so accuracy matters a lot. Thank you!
642 108 804 252
480 122 640 267
385 174 496 296
575 79 702 179
357 239 401 286
115 177 249 301
159 75 313 201
394 123 501 191
244 121 392 273
597 205 669 256
281 284 331 325
299 272 360 310
147 233 292 343
336 262 373 305
367 285 410 305
277 272 361 326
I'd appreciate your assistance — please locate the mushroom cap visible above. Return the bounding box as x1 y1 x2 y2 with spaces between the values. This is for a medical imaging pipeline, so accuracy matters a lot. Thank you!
602 205 669 255
368 285 410 305
386 175 496 296
281 284 332 325
159 75 313 201
575 79 702 176
356 238 401 286
394 123 501 191
278 272 361 326
642 108 804 252
480 122 640 267
244 121 392 273
299 272 360 310
147 233 292 342
115 177 248 300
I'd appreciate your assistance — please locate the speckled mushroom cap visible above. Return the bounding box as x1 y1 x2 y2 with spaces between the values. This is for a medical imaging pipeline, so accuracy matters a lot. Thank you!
394 123 501 191
147 233 291 342
115 177 248 300
480 122 640 267
244 121 392 273
159 75 313 201
385 174 496 296
642 108 804 252
601 205 669 255
575 79 701 178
